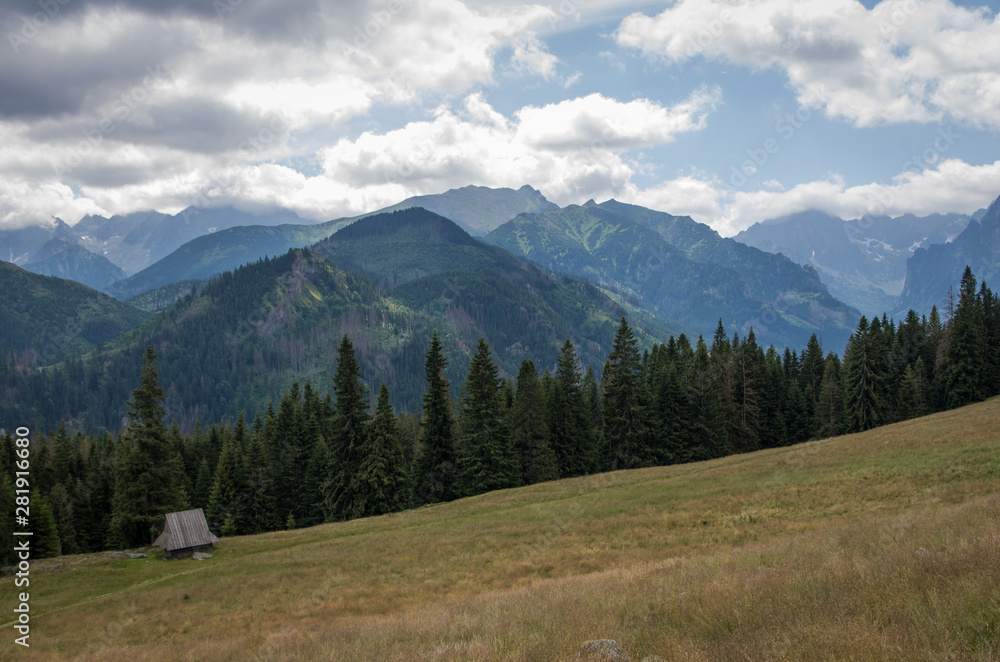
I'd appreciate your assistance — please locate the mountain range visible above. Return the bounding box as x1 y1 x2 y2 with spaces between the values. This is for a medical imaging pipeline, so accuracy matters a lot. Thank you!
0 205 317 289
0 208 674 431
486 199 858 350
736 209 973 315
3 184 997 433
895 194 1000 316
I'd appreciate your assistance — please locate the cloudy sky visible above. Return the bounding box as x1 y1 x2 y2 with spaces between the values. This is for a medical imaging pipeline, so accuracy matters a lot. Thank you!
2 0 999 236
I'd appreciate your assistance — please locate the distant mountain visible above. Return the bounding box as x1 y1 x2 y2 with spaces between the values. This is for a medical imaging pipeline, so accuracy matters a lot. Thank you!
107 219 347 302
72 205 314 275
23 237 127 290
98 185 557 303
0 205 316 278
895 193 1000 316
0 261 147 367
354 184 558 236
3 211 677 430
485 200 858 351
736 210 970 315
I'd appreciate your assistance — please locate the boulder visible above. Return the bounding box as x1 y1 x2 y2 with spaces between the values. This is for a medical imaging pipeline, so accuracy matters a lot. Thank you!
191 552 213 561
111 551 126 559
128 553 147 559
576 640 630 662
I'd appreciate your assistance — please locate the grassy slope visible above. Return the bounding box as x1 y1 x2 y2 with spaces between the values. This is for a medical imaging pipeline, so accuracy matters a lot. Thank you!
5 399 1000 661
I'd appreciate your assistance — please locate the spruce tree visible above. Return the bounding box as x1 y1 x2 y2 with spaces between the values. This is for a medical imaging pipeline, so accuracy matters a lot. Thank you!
842 317 887 432
49 483 79 555
897 360 928 421
602 317 647 469
242 431 275 534
550 339 595 477
0 475 15 565
325 335 370 520
109 346 188 547
455 338 518 496
413 332 457 505
511 360 559 485
351 383 410 518
206 434 245 534
947 266 986 408
32 493 60 559
685 336 728 461
300 438 332 526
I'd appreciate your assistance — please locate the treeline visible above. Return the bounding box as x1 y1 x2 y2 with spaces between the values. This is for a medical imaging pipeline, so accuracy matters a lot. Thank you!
3 266 998 562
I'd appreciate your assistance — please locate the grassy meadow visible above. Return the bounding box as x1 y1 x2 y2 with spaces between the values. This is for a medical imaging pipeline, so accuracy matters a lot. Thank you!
3 398 1000 661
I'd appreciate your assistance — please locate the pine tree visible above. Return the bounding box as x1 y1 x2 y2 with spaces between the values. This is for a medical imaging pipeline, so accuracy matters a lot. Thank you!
602 317 647 470
49 483 80 555
897 360 928 421
241 431 274 534
325 335 370 520
455 338 518 497
511 360 559 485
351 383 410 518
550 339 595 477
413 332 457 505
947 267 985 408
191 457 213 510
300 438 332 526
32 493 60 558
685 336 728 461
982 282 1000 397
109 346 188 547
206 434 245 533
0 474 15 565
842 317 887 433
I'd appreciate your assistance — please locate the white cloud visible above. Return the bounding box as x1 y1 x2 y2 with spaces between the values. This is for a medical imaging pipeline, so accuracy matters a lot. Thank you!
514 86 722 151
625 159 1000 238
0 0 563 227
615 0 1000 130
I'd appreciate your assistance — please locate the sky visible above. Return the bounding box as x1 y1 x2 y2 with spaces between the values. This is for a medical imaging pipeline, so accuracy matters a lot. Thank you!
1 0 999 236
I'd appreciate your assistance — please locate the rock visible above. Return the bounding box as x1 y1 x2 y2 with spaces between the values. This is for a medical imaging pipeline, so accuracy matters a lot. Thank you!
111 551 126 559
576 640 630 662
128 553 147 559
191 552 213 561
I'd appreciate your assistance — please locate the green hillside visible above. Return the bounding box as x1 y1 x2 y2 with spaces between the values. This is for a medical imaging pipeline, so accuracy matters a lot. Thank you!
6 398 999 661
0 209 677 430
486 201 859 350
0 261 147 366
108 220 346 302
22 237 127 291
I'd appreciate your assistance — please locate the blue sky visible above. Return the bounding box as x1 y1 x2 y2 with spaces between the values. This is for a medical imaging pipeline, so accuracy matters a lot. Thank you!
1 0 998 235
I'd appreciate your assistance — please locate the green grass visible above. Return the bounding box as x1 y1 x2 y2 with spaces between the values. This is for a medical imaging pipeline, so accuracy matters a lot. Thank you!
4 398 1000 661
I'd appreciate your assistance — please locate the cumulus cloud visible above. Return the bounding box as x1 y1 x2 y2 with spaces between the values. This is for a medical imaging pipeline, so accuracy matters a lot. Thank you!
0 0 562 227
625 159 1000 237
615 0 1000 129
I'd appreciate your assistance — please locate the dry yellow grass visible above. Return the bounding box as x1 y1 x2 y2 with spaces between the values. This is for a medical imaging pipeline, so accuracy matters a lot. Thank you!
3 397 999 661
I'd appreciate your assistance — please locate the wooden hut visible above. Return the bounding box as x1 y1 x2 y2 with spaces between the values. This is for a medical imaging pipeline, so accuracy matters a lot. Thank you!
153 508 219 559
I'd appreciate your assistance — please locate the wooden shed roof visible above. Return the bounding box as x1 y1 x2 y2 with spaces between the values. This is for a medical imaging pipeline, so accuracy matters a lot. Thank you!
153 508 219 551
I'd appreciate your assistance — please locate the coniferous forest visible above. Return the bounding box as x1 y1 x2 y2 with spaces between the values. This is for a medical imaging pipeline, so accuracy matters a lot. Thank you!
2 265 998 563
